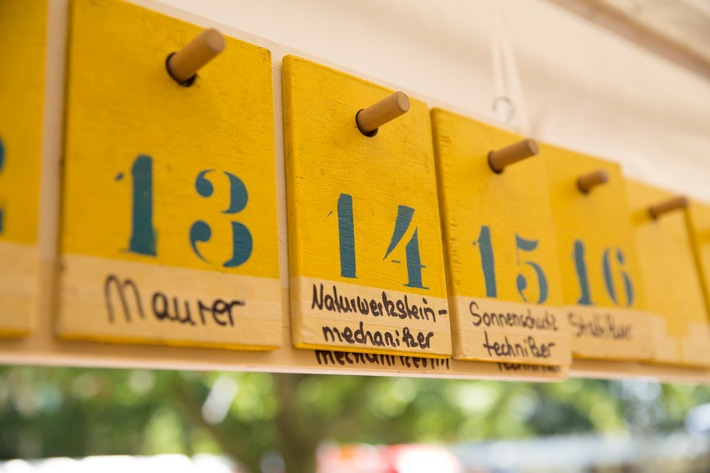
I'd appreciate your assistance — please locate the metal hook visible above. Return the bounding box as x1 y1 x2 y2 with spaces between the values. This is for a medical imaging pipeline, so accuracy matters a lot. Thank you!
492 96 516 124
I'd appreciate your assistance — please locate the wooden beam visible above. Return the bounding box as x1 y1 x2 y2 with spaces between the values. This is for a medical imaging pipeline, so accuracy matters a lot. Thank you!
546 0 710 79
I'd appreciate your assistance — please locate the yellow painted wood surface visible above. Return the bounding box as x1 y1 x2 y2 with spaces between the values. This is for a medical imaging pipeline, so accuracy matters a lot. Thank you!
0 0 48 336
687 201 710 319
431 109 570 367
627 180 710 367
58 0 282 350
545 146 654 361
283 55 452 357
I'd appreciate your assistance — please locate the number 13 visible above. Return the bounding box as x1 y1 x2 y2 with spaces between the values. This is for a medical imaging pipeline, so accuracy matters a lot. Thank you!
121 154 253 267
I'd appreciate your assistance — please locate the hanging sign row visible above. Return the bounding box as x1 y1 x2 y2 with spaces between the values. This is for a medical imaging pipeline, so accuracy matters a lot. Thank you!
2 0 710 378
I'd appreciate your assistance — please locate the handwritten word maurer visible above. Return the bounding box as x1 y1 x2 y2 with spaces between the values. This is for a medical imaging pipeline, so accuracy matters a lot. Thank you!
103 274 245 327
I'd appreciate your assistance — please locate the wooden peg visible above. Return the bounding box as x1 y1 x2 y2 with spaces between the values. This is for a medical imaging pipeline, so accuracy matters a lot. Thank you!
649 196 688 219
167 28 226 85
577 170 609 194
356 92 410 136
488 138 538 173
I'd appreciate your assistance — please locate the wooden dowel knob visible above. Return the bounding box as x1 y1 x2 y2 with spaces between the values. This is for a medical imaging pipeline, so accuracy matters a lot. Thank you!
167 28 226 85
488 138 539 173
649 196 688 219
577 170 610 194
356 91 410 136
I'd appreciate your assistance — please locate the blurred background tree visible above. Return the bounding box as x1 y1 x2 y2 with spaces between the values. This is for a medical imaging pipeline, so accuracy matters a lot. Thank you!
1 366 709 472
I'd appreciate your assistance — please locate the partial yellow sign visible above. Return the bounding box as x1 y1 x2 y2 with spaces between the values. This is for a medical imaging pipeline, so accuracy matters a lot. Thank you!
283 56 451 357
58 0 282 350
687 201 710 318
627 180 710 367
545 146 654 361
0 0 48 336
431 109 570 367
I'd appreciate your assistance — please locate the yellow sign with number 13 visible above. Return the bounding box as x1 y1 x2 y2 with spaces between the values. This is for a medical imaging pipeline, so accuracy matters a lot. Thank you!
57 0 282 350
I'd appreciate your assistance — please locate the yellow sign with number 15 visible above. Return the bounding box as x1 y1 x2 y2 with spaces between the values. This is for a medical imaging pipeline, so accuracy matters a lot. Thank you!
57 0 282 350
0 0 48 336
432 109 570 367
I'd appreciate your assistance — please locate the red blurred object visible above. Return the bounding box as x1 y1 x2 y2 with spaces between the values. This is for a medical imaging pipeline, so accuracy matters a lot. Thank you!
317 443 463 473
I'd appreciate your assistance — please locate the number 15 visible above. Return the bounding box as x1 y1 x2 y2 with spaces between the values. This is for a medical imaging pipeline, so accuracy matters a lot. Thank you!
473 226 549 304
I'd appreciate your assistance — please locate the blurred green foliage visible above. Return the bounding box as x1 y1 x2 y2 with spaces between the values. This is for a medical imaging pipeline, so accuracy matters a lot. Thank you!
1 366 710 472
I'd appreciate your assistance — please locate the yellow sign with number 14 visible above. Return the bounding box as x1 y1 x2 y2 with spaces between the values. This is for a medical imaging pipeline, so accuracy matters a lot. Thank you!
283 56 451 358
57 0 282 350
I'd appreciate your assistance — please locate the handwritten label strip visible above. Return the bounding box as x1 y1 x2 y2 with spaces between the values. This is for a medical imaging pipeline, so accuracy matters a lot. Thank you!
565 305 654 360
293 276 450 357
59 255 280 349
451 297 569 365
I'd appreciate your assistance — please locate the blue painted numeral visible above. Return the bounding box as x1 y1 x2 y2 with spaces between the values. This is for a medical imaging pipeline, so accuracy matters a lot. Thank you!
473 227 548 304
337 194 356 278
385 205 427 289
602 247 634 306
335 194 427 289
573 240 592 305
121 157 252 267
515 234 548 304
126 155 157 256
573 240 634 307
473 226 497 297
191 170 252 267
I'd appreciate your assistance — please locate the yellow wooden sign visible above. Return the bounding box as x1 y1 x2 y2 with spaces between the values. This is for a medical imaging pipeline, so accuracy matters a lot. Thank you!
283 56 451 357
431 110 570 367
57 0 282 350
545 146 654 361
687 201 710 318
0 0 48 336
627 181 710 367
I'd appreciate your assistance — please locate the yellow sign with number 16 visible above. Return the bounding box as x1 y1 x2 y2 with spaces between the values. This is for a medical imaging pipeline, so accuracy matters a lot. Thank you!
545 146 654 362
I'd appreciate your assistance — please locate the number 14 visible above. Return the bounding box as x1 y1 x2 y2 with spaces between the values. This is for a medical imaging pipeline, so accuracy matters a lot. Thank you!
335 193 428 289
